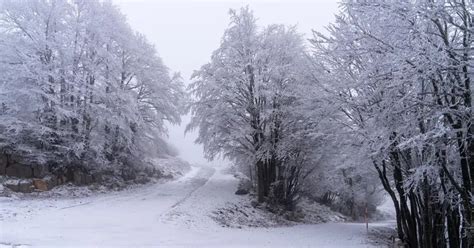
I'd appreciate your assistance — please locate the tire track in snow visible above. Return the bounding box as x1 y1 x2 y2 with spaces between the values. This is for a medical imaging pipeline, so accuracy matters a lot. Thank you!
159 166 215 222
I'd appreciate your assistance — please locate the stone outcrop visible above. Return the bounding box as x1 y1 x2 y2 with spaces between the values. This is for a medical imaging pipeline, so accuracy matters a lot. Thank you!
0 153 59 192
72 170 94 186
33 164 48 178
0 156 6 174
33 176 57 191
5 164 33 178
33 178 48 191
0 153 163 193
5 179 34 193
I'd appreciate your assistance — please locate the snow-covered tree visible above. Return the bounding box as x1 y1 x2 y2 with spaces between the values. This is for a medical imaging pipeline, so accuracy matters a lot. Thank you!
188 7 317 208
0 0 184 177
310 0 473 246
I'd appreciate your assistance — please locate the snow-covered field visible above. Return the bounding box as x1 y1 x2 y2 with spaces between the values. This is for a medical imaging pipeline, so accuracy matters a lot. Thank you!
0 165 389 247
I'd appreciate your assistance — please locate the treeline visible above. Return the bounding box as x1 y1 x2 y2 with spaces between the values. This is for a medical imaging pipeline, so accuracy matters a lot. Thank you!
0 0 184 176
189 1 473 247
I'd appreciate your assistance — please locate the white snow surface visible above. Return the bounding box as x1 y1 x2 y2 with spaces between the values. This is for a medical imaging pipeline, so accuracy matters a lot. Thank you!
0 165 385 247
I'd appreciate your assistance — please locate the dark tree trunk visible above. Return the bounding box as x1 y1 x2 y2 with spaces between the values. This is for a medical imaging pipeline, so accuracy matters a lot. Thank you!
257 160 265 203
374 160 405 242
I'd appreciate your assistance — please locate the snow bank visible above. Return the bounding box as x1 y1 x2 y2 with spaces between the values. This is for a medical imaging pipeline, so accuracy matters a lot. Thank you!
148 156 191 178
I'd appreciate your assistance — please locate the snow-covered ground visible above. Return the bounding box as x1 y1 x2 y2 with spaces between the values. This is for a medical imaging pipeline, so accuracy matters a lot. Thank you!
0 165 391 247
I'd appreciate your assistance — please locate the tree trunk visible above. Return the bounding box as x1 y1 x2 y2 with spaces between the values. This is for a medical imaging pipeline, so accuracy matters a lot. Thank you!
257 160 265 203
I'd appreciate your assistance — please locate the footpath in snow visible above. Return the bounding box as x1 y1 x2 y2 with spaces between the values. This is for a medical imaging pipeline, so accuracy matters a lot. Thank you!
0 165 388 247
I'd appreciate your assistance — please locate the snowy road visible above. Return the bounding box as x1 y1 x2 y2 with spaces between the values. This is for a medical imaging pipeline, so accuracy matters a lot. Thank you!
0 165 383 247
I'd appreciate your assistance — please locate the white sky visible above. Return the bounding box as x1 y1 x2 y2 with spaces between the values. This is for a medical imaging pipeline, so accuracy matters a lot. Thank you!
113 0 339 165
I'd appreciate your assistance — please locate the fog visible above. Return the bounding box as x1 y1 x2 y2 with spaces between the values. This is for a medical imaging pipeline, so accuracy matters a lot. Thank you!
114 0 338 165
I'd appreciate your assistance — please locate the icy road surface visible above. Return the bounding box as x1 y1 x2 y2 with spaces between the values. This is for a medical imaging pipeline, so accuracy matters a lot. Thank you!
0 165 382 247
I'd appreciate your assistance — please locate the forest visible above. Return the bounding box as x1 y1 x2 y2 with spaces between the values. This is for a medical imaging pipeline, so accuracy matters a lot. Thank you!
0 0 472 247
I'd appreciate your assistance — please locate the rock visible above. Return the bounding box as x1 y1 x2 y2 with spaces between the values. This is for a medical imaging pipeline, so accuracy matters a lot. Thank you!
33 178 48 191
73 170 84 185
235 188 249 195
57 175 68 185
6 179 35 193
5 165 16 177
32 176 57 191
18 179 34 193
8 154 22 165
250 200 259 208
84 174 93 185
6 164 33 178
71 170 94 185
33 164 49 178
0 155 7 175
44 175 57 189
4 179 20 192
20 165 34 178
